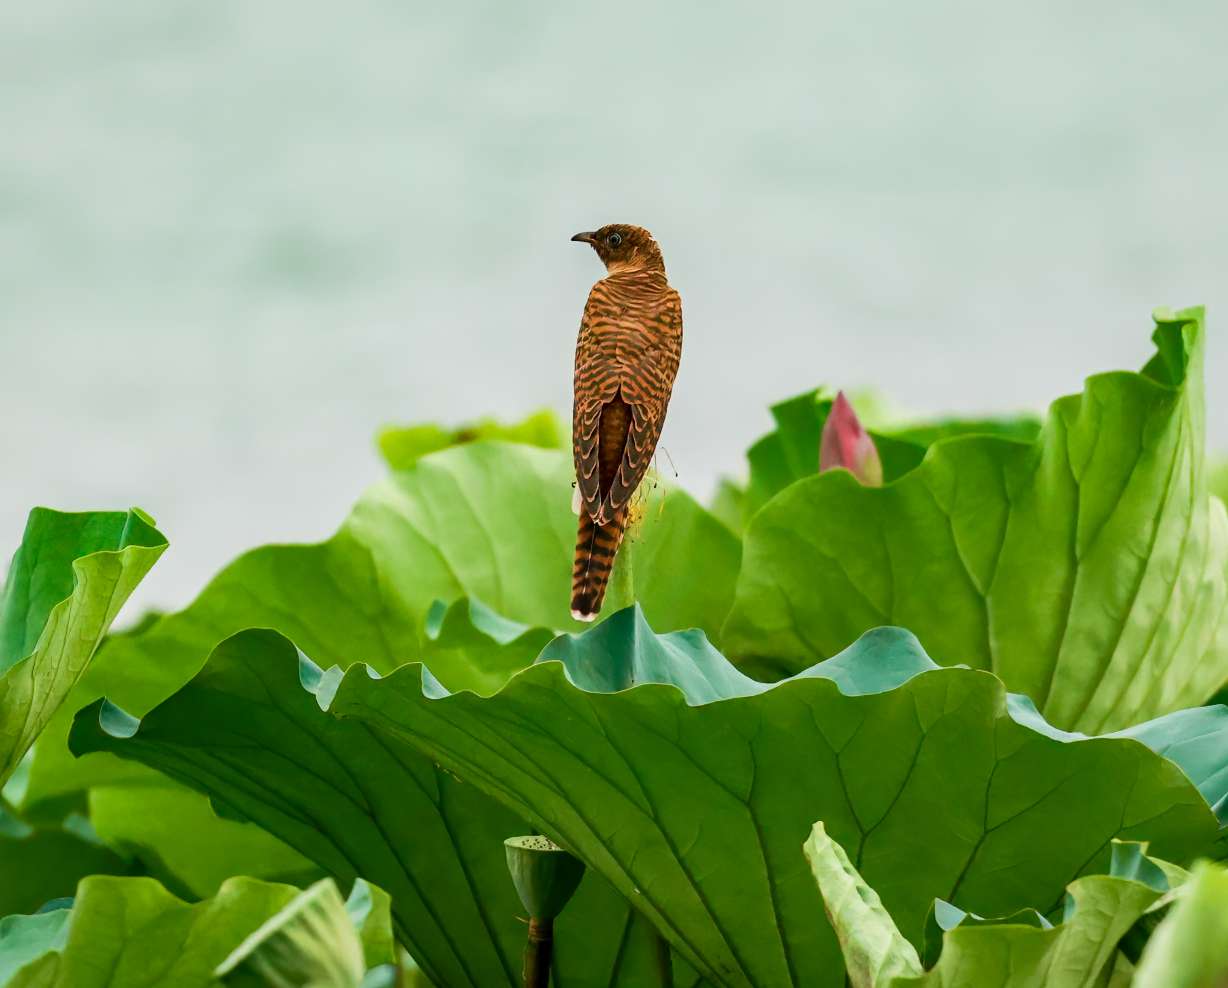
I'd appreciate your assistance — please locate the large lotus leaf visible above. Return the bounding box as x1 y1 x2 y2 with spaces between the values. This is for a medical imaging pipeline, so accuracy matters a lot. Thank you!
1211 457 1228 506
4 874 389 988
70 628 705 988
326 606 1227 988
800 821 923 985
23 596 549 813
914 838 1188 973
416 598 554 697
24 440 738 813
1105 838 1186 894
0 508 166 786
708 479 747 535
343 879 395 971
920 901 1052 966
885 415 1043 450
1131 859 1228 987
0 821 132 917
213 878 366 988
0 908 70 987
804 822 1166 988
377 408 564 470
724 307 1228 733
88 782 319 898
354 438 735 641
6 876 292 987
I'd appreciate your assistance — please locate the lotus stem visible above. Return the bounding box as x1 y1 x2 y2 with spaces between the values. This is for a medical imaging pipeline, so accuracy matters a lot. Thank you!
523 917 553 988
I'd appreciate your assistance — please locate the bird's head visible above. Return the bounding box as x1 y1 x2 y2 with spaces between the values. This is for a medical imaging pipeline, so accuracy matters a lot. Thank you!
571 224 664 274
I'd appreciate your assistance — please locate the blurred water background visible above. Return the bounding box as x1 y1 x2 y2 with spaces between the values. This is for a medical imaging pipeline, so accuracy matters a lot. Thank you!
2 0 1226 614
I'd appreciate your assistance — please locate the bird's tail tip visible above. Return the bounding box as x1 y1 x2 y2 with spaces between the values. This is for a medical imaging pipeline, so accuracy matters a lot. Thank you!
571 507 625 626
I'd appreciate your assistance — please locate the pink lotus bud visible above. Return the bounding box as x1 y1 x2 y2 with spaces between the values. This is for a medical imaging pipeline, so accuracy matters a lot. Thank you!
819 392 883 486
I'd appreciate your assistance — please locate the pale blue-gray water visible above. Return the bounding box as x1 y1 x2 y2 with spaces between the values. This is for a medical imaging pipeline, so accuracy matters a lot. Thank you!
2 0 1226 614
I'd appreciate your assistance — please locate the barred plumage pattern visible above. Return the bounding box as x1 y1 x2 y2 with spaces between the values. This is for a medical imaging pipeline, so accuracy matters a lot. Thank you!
571 226 682 620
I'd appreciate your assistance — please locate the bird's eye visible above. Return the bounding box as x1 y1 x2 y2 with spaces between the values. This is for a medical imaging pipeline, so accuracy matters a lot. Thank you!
606 232 622 247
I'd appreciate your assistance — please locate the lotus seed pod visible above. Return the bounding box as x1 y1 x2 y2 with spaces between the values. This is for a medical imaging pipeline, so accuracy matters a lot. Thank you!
504 835 586 920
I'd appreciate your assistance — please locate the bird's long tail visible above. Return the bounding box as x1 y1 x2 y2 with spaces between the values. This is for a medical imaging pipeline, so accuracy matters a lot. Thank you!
570 506 627 621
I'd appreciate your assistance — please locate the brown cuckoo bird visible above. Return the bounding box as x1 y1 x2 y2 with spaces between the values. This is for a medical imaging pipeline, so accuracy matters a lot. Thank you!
569 224 683 621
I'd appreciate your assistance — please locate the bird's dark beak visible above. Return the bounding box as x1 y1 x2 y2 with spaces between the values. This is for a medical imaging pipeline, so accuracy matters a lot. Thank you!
571 231 597 244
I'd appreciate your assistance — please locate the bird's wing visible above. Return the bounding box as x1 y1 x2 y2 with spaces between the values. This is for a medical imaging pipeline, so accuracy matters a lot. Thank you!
601 287 683 519
573 285 619 518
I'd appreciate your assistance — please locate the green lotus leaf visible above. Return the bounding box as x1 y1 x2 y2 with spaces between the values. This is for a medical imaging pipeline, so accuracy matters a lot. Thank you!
0 908 70 987
70 628 705 988
343 880 395 971
1210 457 1228 506
0 817 132 917
806 822 1167 988
419 597 554 696
1104 841 1188 965
5 875 302 988
1107 838 1187 894
326 606 1227 988
708 479 747 534
24 439 737 815
214 878 365 988
0 508 166 787
88 782 320 898
724 307 1228 732
919 898 1051 970
885 415 1043 450
1131 859 1228 987
377 408 564 470
915 839 1184 970
3 876 389 988
802 821 922 985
